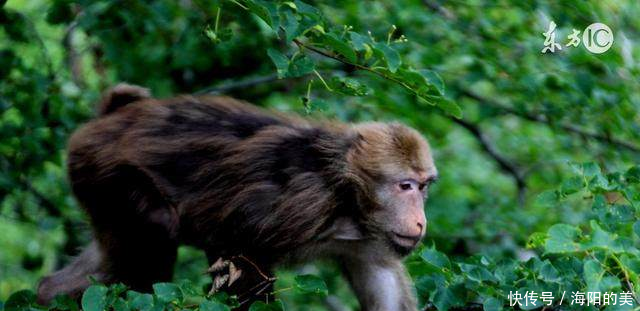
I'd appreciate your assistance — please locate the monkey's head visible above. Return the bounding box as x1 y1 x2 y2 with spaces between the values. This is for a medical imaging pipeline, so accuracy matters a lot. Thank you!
343 122 437 255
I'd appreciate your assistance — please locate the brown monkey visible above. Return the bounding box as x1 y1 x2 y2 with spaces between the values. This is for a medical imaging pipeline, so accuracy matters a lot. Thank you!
37 84 438 311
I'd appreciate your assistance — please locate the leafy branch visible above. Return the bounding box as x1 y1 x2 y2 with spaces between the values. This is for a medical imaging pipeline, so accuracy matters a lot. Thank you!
228 0 461 118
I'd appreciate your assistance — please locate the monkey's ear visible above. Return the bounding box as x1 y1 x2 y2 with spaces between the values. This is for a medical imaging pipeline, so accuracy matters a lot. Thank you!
99 83 151 116
330 217 364 241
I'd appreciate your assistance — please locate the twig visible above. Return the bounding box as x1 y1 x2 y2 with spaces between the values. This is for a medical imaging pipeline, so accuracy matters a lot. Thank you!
460 90 640 153
236 278 276 306
451 118 526 206
422 0 456 20
195 74 281 95
233 255 274 282
195 69 336 95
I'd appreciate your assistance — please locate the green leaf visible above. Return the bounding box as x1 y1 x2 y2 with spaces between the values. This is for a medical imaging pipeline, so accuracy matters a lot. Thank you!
280 10 299 42
583 260 621 293
293 0 321 18
112 298 129 311
534 260 560 282
153 283 183 304
535 190 558 207
544 224 581 253
51 295 79 311
178 279 203 299
483 297 503 311
328 77 369 96
420 247 451 269
419 96 462 119
526 232 546 249
560 176 584 195
582 221 625 253
267 49 314 78
458 263 496 283
349 32 371 51
199 300 230 311
127 292 155 311
582 162 601 178
322 33 357 63
625 166 640 183
432 284 464 311
4 290 36 311
294 274 328 296
81 285 109 311
248 300 284 311
245 0 279 29
287 54 315 77
373 43 401 72
266 48 290 78
634 221 640 238
419 69 445 95
434 97 462 119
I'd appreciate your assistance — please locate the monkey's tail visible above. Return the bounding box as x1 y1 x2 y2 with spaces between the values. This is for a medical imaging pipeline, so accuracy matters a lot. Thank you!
98 83 151 116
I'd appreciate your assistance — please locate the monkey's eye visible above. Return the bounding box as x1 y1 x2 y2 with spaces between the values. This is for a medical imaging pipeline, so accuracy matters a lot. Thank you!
418 183 427 191
399 182 413 191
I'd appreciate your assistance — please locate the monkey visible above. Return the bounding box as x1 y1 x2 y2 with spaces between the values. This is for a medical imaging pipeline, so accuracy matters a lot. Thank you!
36 83 438 311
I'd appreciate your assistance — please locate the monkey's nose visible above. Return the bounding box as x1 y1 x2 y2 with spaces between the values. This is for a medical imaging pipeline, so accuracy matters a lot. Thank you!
417 222 426 235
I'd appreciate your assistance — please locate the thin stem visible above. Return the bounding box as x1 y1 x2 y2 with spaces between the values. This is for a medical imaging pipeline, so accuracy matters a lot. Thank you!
387 24 397 44
228 0 249 10
610 253 639 304
313 70 332 91
270 286 293 295
214 7 221 33
233 255 274 281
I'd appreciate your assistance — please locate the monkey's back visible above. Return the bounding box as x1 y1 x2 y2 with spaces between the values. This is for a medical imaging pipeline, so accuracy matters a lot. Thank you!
67 95 351 260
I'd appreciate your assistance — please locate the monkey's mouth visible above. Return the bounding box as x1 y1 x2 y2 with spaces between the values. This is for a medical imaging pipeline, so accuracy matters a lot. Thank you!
391 232 421 248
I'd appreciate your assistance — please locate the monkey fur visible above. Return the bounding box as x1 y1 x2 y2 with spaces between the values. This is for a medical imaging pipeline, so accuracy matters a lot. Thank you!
37 84 438 311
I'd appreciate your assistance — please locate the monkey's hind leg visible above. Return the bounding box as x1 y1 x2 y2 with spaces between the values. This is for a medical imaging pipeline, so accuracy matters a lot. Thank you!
37 164 179 304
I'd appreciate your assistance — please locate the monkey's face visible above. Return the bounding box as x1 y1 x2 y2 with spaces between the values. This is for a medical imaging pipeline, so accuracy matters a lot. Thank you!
371 168 436 255
348 122 437 255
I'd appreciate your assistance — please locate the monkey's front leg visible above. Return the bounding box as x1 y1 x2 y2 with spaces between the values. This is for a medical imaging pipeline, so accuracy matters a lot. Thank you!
342 257 418 311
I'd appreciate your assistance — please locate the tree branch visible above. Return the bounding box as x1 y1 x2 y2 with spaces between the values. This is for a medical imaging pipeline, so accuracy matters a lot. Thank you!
195 74 281 95
422 0 456 20
460 90 640 153
63 21 84 87
451 117 526 206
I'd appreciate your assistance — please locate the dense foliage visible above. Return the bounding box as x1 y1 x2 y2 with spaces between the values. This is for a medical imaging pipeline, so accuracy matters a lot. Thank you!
1 0 639 310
